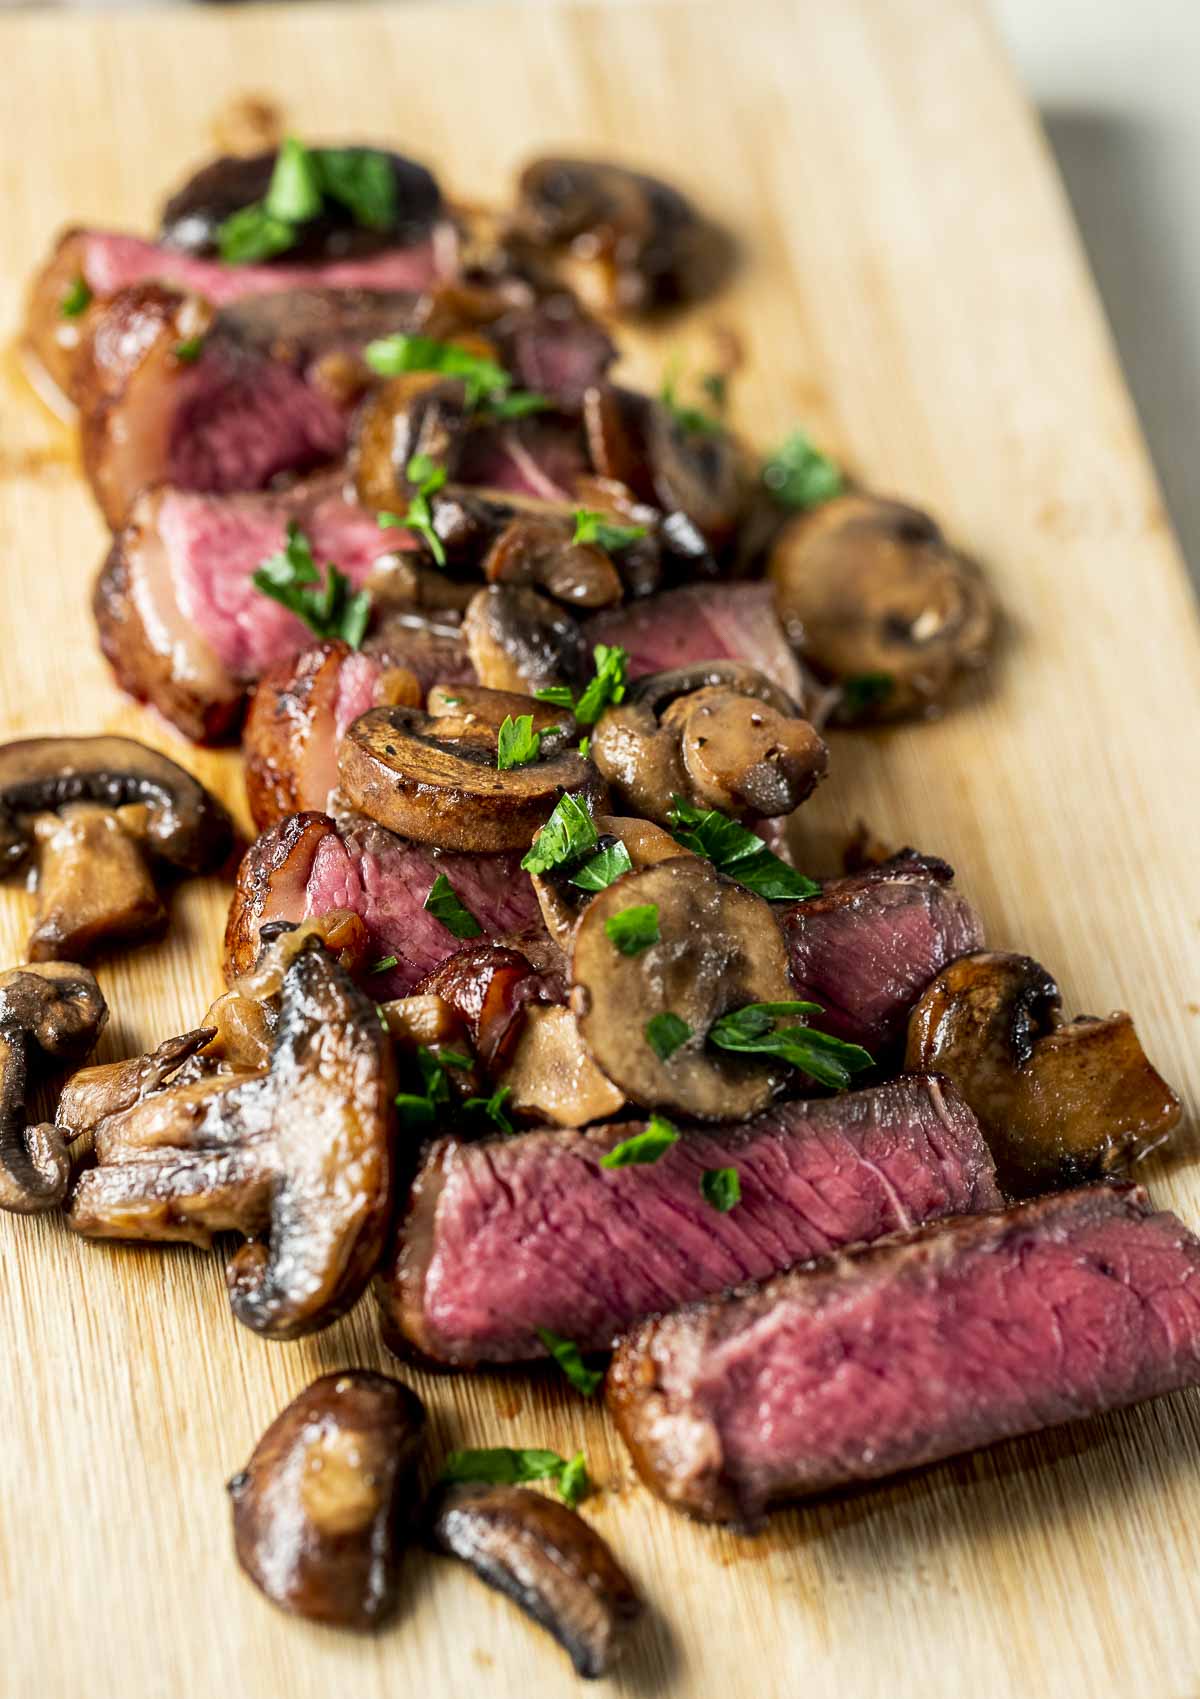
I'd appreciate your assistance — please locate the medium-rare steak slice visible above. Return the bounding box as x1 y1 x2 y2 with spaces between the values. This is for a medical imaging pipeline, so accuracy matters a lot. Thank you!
378 1075 1000 1367
588 584 807 701
224 809 544 993
608 1183 1200 1524
781 850 983 1051
96 477 407 742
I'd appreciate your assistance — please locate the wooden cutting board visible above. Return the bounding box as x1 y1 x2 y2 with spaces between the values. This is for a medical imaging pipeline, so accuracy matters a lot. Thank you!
3 2 1200 1695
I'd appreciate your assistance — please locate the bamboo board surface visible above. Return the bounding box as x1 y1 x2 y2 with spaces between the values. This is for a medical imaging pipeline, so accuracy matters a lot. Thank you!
3 2 1200 1695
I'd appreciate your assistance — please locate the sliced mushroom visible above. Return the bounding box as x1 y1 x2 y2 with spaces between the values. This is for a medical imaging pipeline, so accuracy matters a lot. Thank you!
570 856 795 1119
484 515 623 609
337 701 593 852
352 373 474 512
462 585 589 695
230 1370 426 1629
0 736 231 961
429 1481 642 1679
767 494 993 722
67 941 395 1340
0 963 108 1213
56 1028 214 1137
416 944 559 1071
583 385 743 547
500 1004 626 1127
905 951 1182 1197
531 813 690 951
511 155 731 316
589 663 826 825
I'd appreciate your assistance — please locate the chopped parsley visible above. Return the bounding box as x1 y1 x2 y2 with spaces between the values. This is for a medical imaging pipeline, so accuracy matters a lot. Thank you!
600 1114 679 1169
369 954 399 974
173 336 205 363
708 1002 873 1090
571 509 649 554
464 1082 514 1134
701 1167 741 1212
378 453 448 567
644 1011 691 1060
763 430 843 510
60 275 92 318
660 362 722 436
394 1044 471 1132
667 795 821 902
314 146 398 230
841 672 895 715
252 522 370 648
217 139 400 265
536 1327 603 1397
496 713 541 771
534 644 629 729
266 135 323 223
570 840 633 892
363 332 545 419
521 793 598 876
441 1446 590 1509
558 1450 590 1509
423 873 483 940
604 901 659 956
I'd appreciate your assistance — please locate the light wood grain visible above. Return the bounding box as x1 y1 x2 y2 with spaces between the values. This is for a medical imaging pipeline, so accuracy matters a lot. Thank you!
2 2 1200 1695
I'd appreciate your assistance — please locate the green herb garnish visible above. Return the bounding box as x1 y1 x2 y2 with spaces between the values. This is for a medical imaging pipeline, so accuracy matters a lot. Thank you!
708 1002 873 1090
763 430 843 510
442 1446 590 1508
315 146 397 230
535 644 629 729
521 793 598 876
217 139 399 265
572 509 649 554
536 1327 603 1397
266 135 324 223
252 522 371 648
841 672 895 715
423 873 483 940
570 840 633 892
378 452 448 567
60 275 92 318
216 204 297 266
604 902 659 956
394 1043 470 1131
661 362 723 436
644 1012 691 1060
465 1083 514 1134
701 1167 741 1212
600 1114 679 1169
370 954 399 973
578 735 590 760
363 333 544 418
558 1449 590 1508
496 713 542 771
487 390 551 420
173 336 205 363
667 796 821 902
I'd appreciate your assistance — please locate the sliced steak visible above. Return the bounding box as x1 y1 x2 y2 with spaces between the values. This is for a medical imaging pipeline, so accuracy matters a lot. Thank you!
588 584 806 701
608 1183 1200 1523
379 1076 1000 1367
96 478 406 742
224 809 544 994
781 850 984 1052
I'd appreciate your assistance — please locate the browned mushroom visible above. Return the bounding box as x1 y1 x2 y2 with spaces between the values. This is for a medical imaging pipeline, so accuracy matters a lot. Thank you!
531 812 690 951
500 1005 626 1127
66 940 395 1340
0 736 231 962
229 1370 427 1629
483 514 623 609
337 700 594 852
511 156 731 316
462 585 589 695
0 963 108 1214
589 662 827 826
352 373 474 512
583 384 743 548
905 951 1182 1197
570 856 795 1119
429 1481 643 1679
767 494 993 722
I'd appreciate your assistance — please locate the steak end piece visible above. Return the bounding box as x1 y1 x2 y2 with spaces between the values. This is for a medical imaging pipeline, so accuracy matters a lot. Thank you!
378 1075 1000 1367
607 1183 1200 1524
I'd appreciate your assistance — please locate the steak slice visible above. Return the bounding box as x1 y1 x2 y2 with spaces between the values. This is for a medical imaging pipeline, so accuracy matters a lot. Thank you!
96 478 407 742
588 583 807 701
781 850 984 1051
608 1183 1200 1523
378 1076 1000 1367
224 809 544 993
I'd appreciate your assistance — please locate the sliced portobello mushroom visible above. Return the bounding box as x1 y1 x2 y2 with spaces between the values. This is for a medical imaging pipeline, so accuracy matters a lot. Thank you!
66 941 396 1340
338 699 593 852
905 950 1183 1196
0 963 108 1214
767 493 993 722
0 736 231 961
429 1481 643 1679
230 1371 427 1629
159 146 442 261
570 856 795 1119
590 662 827 826
462 585 589 695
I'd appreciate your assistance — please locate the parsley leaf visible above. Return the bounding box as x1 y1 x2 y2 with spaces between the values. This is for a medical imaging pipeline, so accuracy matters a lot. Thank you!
667 795 821 902
370 954 399 973
363 333 511 407
441 1445 590 1509
173 336 204 363
487 390 551 420
570 840 633 892
661 362 723 436
423 873 483 939
841 672 895 715
600 1114 679 1169
265 136 323 223
465 1083 514 1134
60 275 92 318
536 1327 603 1397
521 793 598 876
217 204 296 265
252 522 371 648
572 509 649 553
708 1003 873 1090
558 1449 590 1508
496 713 541 771
217 140 399 264
534 644 629 729
763 430 843 510
604 902 659 956
378 453 448 566
394 1043 470 1131
701 1167 741 1212
316 146 397 231
644 1011 691 1060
